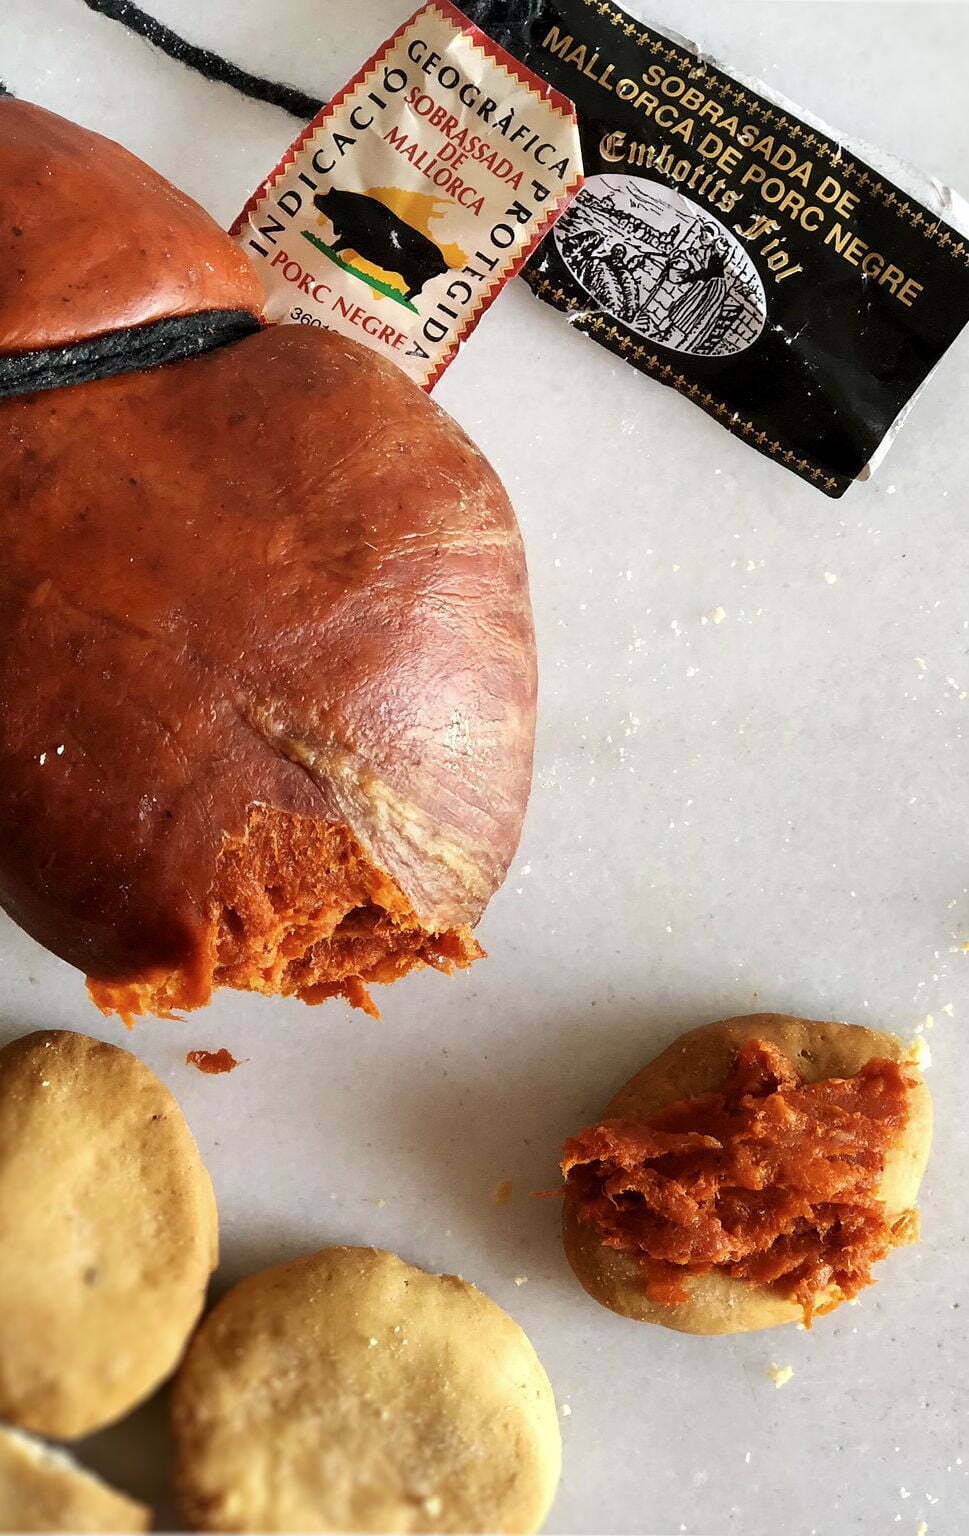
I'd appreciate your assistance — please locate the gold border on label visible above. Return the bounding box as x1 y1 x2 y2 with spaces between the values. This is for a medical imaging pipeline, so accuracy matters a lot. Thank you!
529 274 842 493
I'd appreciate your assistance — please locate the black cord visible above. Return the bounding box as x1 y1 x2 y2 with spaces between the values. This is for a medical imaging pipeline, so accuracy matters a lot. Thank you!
0 310 261 400
77 0 322 120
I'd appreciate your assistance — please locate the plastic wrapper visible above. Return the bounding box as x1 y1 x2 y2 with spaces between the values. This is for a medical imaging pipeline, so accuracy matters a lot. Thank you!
464 0 969 493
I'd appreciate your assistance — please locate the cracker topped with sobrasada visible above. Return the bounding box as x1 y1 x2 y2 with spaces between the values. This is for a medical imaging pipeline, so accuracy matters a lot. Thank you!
561 1015 932 1334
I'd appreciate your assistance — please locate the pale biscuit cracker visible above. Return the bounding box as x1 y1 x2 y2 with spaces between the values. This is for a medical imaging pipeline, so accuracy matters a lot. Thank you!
563 1014 932 1335
0 1029 218 1437
172 1246 561 1533
0 1421 149 1532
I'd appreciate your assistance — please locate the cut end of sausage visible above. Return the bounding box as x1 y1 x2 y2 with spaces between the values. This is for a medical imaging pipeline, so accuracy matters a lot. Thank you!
86 805 484 1023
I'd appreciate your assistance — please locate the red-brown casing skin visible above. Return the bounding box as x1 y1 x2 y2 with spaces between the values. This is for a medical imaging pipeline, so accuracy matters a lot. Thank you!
0 100 537 992
0 99 263 354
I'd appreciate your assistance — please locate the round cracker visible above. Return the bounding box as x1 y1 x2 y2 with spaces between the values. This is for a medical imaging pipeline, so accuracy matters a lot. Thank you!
563 1014 932 1335
0 1422 150 1533
172 1246 561 1534
0 1029 218 1437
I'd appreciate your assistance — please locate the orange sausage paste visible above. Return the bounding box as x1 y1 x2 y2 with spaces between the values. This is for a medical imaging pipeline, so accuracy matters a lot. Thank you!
185 1048 240 1075
562 1041 917 1319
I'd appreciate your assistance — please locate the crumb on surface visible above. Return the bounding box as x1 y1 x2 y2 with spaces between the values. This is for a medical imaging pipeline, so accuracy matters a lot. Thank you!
492 1179 513 1206
513 1275 528 1286
560 1403 572 1417
908 1035 931 1070
766 1363 794 1388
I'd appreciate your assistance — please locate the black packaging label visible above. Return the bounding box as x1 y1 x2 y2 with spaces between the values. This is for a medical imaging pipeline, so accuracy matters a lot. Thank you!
463 0 969 494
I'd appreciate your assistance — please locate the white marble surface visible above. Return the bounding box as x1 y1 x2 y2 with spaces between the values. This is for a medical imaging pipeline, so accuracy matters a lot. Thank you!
1 2 968 1532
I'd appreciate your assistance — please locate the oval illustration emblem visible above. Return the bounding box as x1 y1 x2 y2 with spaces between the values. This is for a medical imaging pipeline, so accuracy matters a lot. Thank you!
554 175 766 358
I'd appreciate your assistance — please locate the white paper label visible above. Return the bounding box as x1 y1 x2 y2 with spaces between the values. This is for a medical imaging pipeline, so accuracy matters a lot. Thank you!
232 0 583 389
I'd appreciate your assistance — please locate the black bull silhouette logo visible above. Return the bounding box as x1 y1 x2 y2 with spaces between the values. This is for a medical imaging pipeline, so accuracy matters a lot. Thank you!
313 189 451 302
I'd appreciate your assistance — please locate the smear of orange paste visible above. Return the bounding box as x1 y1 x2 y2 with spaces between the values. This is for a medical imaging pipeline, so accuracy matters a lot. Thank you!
562 1040 916 1319
185 1048 240 1075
